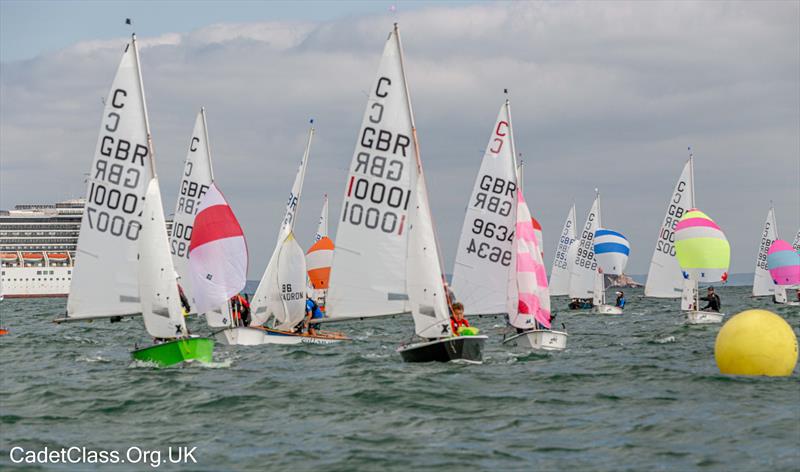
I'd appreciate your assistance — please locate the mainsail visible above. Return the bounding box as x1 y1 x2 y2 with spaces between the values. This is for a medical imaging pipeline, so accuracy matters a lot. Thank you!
170 109 214 311
326 25 415 320
451 101 517 315
251 125 313 326
549 205 576 296
67 36 153 320
313 195 328 242
645 158 694 297
568 195 601 299
752 207 780 297
139 178 187 339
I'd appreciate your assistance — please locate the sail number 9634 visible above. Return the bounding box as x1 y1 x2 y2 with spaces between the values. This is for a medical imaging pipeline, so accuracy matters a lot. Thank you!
466 238 511 266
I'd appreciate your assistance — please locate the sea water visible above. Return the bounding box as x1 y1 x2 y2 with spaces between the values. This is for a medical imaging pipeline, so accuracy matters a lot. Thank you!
0 286 798 471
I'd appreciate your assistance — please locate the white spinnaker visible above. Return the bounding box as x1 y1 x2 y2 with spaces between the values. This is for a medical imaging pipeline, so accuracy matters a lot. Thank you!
753 207 780 297
327 28 414 320
550 205 576 296
645 159 694 298
568 197 600 299
313 195 328 243
272 234 309 331
139 179 187 339
407 163 452 339
67 36 153 320
451 102 517 315
170 109 214 311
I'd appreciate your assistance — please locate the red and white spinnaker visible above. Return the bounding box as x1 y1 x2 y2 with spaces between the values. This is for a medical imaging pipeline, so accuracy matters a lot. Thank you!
189 183 248 314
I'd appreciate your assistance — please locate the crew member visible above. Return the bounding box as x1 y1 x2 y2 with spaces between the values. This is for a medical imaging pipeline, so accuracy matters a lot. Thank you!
615 291 626 308
450 302 470 335
303 297 324 336
700 287 721 312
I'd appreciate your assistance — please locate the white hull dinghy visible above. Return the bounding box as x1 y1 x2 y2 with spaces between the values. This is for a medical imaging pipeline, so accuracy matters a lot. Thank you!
684 310 724 325
502 329 568 352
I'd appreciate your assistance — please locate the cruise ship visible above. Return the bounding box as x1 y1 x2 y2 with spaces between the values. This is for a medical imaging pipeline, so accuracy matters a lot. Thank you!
0 199 171 298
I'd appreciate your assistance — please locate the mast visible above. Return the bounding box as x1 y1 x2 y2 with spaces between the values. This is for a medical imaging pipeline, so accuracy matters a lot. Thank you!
131 34 157 179
292 121 315 233
688 147 696 208
201 106 215 181
393 23 449 289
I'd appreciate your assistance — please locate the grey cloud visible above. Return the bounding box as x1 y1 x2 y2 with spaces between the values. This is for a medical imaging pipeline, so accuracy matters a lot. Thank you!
1 1 798 279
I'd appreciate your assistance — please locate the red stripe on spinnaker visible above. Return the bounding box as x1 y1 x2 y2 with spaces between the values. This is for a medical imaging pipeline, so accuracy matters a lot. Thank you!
189 204 244 252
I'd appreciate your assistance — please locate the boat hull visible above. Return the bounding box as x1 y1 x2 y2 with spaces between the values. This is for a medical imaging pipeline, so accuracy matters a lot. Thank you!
397 335 487 363
595 304 623 315
131 337 214 367
684 310 724 324
215 326 348 345
502 330 568 352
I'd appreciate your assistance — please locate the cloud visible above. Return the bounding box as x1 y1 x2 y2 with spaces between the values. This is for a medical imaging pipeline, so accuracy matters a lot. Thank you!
1 1 798 279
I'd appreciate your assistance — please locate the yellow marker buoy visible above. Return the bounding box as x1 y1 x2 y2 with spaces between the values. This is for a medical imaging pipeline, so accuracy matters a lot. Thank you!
715 309 798 376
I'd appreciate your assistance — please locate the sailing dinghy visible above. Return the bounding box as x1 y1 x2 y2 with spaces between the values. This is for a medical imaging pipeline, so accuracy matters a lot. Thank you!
236 123 347 345
549 205 576 296
675 208 730 324
767 240 800 306
592 228 630 314
53 34 213 365
306 195 334 310
752 206 789 304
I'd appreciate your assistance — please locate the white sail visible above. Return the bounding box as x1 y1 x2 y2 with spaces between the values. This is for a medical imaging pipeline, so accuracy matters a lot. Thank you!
550 205 576 296
752 207 780 297
251 126 314 324
271 234 309 331
313 194 329 243
67 36 154 320
792 229 800 252
645 159 694 298
327 27 414 320
451 101 517 315
170 109 214 311
407 169 452 339
680 278 697 311
568 196 601 299
139 178 187 339
593 269 606 306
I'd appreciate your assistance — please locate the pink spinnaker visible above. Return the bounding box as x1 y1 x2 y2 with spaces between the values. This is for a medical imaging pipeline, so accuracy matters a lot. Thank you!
511 191 551 329
188 183 248 314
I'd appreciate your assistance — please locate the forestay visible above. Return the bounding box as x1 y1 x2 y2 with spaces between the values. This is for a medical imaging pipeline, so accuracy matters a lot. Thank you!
509 191 551 330
251 126 313 325
67 36 153 320
170 109 214 311
752 207 779 297
645 159 694 298
139 179 187 339
568 196 601 299
549 205 576 296
327 27 415 320
188 182 248 321
451 101 517 315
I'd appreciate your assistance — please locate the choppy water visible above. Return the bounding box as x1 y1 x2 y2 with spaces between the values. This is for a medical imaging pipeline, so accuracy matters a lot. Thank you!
1 286 798 471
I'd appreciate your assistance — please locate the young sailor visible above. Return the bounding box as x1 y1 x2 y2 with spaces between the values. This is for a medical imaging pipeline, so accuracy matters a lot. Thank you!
303 297 324 336
700 287 721 312
450 302 470 335
615 291 626 308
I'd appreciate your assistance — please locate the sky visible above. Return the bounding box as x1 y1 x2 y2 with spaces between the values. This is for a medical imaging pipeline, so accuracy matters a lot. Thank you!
1 0 798 279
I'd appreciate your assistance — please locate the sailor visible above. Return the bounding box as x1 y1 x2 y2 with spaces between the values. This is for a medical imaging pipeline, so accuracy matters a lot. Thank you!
700 286 721 312
177 284 191 315
303 297 324 336
615 291 626 308
238 293 251 327
230 295 241 326
450 302 470 335
568 298 581 310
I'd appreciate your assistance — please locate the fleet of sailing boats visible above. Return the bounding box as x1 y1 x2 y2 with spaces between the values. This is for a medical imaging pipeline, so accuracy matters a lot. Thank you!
36 26 798 366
